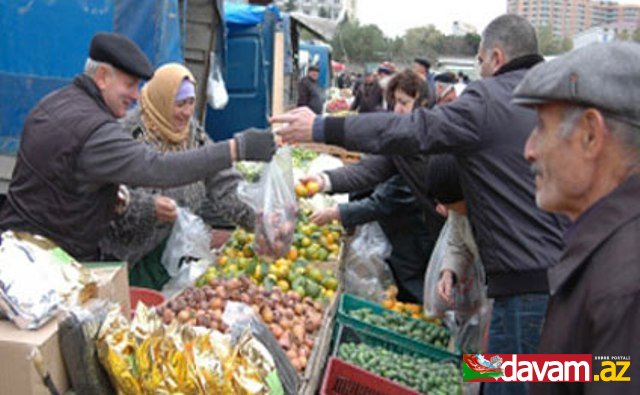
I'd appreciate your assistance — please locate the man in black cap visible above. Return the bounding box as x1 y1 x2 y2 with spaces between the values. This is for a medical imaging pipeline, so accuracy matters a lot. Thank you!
0 32 276 261
297 64 325 114
433 72 458 105
515 42 640 394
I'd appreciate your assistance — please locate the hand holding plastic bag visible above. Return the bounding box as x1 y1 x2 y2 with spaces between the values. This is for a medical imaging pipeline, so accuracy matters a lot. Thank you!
161 207 214 277
238 147 297 259
424 215 486 318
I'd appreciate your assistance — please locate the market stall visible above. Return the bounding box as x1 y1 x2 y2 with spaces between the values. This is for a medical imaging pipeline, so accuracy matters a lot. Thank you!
0 145 466 395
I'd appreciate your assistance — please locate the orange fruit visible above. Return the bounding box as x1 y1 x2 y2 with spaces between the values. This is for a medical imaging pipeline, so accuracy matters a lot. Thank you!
287 247 298 260
305 181 321 196
295 183 308 198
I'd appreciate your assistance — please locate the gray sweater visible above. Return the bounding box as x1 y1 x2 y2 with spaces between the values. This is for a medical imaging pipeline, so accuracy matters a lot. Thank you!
99 108 254 266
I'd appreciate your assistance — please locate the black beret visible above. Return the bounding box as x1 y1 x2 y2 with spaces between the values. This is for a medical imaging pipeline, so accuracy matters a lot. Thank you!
89 32 153 80
308 64 320 72
427 155 464 204
414 57 431 70
434 72 457 84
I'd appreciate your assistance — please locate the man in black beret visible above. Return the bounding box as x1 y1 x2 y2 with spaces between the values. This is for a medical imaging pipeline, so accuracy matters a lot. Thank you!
0 31 276 261
297 64 325 114
433 72 457 105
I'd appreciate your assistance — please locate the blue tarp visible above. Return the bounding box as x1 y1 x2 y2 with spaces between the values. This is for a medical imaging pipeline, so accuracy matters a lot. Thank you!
224 1 280 26
0 0 183 155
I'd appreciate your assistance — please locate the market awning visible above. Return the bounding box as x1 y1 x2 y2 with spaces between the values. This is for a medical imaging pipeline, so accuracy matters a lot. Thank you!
289 11 339 41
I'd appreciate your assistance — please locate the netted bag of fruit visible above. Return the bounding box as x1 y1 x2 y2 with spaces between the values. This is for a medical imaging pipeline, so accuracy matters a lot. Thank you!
239 146 298 259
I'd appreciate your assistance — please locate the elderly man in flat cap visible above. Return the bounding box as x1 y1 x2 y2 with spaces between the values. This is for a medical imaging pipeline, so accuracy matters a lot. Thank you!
0 32 275 261
515 42 640 394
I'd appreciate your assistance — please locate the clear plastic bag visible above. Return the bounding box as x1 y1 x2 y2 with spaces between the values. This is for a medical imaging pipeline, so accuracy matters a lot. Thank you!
161 207 214 277
343 222 394 302
161 258 211 300
423 215 486 319
207 52 229 109
223 301 297 395
238 147 297 259
444 298 493 355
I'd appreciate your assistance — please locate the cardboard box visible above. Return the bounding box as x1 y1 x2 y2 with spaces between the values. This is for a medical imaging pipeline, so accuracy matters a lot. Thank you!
0 319 68 395
0 262 129 395
84 262 131 318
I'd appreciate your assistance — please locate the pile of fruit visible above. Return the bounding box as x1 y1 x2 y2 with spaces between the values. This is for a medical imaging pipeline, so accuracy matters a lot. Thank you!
382 286 441 324
292 209 341 262
205 207 342 301
347 308 450 350
325 98 350 114
158 277 324 372
338 342 461 394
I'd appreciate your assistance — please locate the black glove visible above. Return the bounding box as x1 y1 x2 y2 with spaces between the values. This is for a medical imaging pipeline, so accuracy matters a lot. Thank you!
234 128 276 162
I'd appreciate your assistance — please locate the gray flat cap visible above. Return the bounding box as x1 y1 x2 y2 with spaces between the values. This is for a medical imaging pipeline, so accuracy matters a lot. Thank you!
513 42 640 122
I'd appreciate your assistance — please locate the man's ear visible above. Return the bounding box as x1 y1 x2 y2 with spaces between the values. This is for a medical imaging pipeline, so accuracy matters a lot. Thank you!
579 109 607 159
491 47 506 74
93 65 110 90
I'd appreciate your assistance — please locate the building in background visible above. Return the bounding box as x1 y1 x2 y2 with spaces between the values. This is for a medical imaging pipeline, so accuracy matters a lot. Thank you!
276 0 357 20
507 0 640 39
573 21 637 47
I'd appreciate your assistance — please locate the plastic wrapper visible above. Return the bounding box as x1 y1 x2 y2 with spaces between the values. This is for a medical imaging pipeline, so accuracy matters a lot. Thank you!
224 301 297 395
97 303 279 394
58 300 114 395
239 147 297 259
423 217 486 319
161 207 214 277
343 222 394 302
0 231 96 329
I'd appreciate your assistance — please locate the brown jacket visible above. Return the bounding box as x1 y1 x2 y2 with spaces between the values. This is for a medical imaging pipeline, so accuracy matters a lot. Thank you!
532 175 640 395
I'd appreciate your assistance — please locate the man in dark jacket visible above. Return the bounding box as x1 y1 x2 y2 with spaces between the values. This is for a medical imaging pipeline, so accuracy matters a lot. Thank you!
515 42 640 394
350 71 383 113
0 32 275 261
274 14 567 395
297 65 324 114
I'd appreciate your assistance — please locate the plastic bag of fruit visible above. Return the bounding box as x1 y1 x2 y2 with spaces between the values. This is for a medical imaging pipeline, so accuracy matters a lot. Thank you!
238 147 297 259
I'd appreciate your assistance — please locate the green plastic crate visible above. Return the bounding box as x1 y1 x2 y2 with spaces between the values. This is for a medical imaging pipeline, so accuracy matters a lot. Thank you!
335 294 461 361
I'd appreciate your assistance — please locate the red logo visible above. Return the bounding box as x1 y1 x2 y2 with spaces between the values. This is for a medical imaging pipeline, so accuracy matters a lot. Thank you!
463 354 592 382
